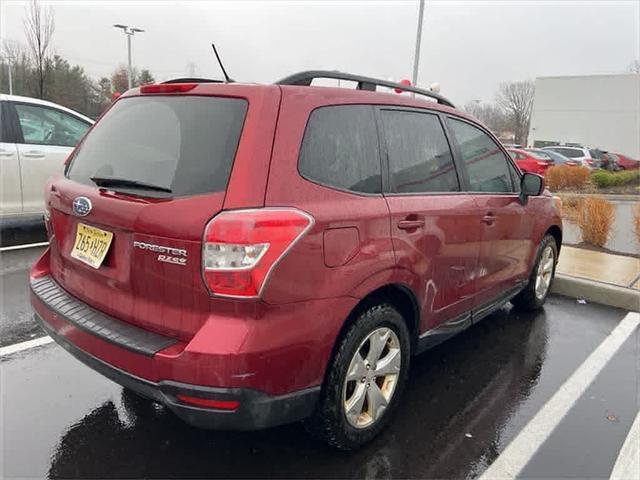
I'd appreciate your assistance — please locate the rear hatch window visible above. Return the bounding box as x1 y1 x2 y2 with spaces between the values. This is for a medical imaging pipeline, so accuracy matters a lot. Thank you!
67 95 247 197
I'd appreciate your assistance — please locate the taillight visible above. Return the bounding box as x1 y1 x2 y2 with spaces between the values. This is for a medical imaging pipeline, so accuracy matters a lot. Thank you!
176 394 239 411
140 83 196 94
202 208 314 298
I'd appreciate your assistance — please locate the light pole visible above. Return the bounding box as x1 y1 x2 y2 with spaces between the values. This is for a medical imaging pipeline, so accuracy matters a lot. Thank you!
1 56 14 95
411 0 425 90
113 24 144 90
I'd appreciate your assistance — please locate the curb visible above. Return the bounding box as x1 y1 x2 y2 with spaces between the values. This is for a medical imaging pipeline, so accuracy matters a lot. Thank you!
554 193 638 202
552 274 639 311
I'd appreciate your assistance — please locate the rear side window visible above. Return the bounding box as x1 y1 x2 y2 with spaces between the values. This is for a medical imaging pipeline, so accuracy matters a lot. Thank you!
448 118 514 193
381 110 459 193
67 96 247 196
299 105 381 194
553 147 582 158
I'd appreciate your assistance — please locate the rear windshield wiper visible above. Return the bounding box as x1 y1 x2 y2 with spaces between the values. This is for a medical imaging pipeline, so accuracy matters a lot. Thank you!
90 176 172 193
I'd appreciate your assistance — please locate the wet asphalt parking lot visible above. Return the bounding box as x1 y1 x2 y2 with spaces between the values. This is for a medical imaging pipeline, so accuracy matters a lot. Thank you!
1 228 639 479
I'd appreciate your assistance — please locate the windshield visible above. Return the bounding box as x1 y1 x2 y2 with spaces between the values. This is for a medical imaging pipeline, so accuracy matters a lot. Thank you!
67 96 248 196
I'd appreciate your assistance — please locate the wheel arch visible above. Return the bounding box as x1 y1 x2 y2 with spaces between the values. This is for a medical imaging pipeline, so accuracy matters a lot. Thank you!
545 224 562 255
333 283 420 363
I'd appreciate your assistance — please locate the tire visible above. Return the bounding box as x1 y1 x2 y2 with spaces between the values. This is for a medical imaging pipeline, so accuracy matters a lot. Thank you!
304 303 411 450
512 234 558 311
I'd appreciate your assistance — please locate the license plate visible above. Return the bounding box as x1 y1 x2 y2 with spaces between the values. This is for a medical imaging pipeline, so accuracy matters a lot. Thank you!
70 223 113 269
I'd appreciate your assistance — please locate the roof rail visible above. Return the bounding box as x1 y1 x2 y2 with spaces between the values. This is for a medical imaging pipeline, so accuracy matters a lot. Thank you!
161 77 227 84
276 70 455 108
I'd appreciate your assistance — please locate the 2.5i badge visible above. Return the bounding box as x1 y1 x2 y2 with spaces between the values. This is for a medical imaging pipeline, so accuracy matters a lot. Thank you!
133 241 187 266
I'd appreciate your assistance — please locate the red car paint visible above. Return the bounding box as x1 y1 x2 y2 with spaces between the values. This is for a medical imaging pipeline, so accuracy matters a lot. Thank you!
507 148 554 175
31 80 562 430
608 152 640 170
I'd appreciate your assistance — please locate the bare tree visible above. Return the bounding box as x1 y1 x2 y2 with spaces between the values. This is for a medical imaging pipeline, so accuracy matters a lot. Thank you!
628 60 640 74
463 100 508 134
496 80 535 146
24 0 55 98
1 39 26 61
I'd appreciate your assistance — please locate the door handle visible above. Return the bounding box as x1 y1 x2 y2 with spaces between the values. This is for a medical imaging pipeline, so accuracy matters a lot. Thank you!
481 215 495 225
0 149 15 157
398 219 425 230
22 150 45 158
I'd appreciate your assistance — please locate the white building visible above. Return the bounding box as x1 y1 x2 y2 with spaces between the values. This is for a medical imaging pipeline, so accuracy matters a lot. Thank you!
528 74 640 158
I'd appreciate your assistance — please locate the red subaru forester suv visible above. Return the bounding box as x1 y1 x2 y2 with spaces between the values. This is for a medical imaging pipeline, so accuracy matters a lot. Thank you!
31 71 562 450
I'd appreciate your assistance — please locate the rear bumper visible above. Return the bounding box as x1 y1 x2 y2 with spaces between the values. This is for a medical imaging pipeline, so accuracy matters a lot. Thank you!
35 310 319 430
30 273 329 430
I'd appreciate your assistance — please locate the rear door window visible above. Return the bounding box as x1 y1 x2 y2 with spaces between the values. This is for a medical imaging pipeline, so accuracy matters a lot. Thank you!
448 118 514 193
381 110 459 193
298 105 381 194
67 96 247 197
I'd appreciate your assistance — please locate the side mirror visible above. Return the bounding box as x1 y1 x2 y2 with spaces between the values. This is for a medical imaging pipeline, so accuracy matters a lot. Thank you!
520 172 544 204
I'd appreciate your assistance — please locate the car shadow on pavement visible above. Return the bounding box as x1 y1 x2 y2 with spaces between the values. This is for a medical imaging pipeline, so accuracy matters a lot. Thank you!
47 305 548 479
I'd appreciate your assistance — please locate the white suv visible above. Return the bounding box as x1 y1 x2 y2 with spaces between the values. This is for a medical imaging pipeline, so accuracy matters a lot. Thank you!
541 145 602 168
0 95 93 225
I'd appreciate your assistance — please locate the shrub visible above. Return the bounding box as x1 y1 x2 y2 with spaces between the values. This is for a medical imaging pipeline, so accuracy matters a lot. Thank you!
545 165 590 191
591 169 640 189
545 166 565 190
576 196 615 247
591 170 614 188
616 170 640 186
560 195 583 222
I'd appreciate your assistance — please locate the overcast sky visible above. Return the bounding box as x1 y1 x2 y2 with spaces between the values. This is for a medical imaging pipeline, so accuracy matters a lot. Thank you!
1 0 639 105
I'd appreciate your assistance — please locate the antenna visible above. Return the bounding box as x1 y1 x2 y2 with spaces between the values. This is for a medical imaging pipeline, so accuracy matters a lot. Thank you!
211 43 233 83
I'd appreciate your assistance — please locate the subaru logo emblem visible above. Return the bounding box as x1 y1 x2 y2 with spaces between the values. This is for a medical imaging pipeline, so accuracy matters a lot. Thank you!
72 196 92 217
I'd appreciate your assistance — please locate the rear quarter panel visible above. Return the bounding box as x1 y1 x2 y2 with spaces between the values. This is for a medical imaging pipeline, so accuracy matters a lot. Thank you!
262 87 396 305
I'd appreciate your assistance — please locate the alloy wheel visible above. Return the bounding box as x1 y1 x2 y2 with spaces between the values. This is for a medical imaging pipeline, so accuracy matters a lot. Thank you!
535 245 555 300
342 327 401 429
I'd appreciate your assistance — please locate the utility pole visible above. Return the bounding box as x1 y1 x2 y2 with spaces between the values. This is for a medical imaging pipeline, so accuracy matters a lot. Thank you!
411 0 425 89
1 56 14 94
7 60 12 95
113 24 145 90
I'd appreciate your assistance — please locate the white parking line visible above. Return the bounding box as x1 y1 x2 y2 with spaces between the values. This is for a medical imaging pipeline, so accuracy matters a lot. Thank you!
610 409 640 480
0 336 53 358
0 241 49 252
480 311 640 480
